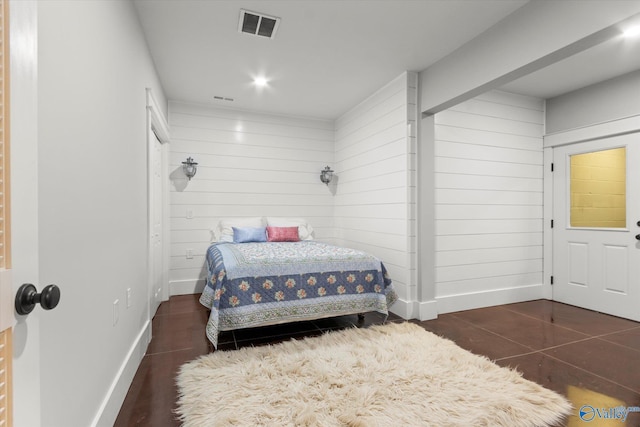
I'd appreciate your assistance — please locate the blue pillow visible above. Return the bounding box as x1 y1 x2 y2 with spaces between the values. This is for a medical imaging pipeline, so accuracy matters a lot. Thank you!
232 226 267 243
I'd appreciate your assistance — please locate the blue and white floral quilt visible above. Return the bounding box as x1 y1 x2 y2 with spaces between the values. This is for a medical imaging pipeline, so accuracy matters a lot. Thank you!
200 241 397 347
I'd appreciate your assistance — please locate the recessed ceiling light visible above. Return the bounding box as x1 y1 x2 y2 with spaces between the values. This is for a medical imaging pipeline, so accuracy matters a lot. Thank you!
253 77 268 87
623 25 640 38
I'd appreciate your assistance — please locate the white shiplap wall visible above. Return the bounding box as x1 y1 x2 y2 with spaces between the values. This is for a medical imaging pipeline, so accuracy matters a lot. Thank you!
334 72 418 316
434 90 545 313
169 102 335 294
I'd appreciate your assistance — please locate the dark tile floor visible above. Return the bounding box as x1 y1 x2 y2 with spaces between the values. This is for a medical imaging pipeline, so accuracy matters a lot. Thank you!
114 296 640 426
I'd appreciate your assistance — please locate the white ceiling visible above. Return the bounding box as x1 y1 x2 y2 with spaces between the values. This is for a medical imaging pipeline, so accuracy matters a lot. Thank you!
133 0 640 120
502 27 640 99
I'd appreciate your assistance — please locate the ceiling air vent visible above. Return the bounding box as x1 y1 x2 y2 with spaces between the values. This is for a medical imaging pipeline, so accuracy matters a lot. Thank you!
238 9 280 39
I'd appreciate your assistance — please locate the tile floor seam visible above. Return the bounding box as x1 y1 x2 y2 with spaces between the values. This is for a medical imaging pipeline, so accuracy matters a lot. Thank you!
456 317 619 358
231 330 238 350
541 352 640 396
593 327 640 342
524 335 599 354
311 320 334 331
146 346 196 357
431 310 632 357
589 335 640 355
448 312 574 353
501 304 640 336
497 306 607 338
494 349 545 362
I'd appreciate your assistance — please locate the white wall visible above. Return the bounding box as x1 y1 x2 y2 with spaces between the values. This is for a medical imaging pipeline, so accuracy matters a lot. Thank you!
36 1 166 426
168 72 419 316
433 91 545 313
168 102 334 294
334 72 418 317
546 70 640 134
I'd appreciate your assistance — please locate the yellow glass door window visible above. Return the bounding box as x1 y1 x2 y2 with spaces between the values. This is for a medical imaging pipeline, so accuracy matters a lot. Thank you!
570 147 626 228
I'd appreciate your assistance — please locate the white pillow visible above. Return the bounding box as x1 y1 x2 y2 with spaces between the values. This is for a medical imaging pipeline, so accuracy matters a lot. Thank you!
213 217 265 242
265 217 315 240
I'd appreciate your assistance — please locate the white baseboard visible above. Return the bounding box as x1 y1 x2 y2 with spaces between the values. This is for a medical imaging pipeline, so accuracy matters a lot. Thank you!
389 298 414 319
91 320 151 427
436 284 545 314
389 298 437 320
170 279 206 296
418 299 438 321
168 282 542 318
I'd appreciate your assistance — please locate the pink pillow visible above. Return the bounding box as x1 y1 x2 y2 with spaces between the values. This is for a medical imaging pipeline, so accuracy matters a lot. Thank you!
266 226 300 242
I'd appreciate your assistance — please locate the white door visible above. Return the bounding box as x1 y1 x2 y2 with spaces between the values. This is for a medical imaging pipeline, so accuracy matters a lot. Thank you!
553 133 640 321
10 1 42 426
147 89 170 316
149 132 163 315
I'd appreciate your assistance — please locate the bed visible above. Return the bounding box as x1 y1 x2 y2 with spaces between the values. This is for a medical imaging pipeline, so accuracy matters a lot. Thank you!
199 219 397 348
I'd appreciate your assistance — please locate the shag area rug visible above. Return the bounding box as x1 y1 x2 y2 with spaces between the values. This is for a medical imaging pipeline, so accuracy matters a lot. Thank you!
177 322 571 426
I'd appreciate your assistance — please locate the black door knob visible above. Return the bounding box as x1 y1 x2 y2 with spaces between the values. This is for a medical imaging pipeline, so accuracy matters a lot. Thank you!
636 234 640 241
15 283 61 315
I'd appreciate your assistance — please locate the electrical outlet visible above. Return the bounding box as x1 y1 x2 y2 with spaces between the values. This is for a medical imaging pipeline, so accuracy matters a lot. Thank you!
113 299 120 326
186 249 194 259
126 288 132 308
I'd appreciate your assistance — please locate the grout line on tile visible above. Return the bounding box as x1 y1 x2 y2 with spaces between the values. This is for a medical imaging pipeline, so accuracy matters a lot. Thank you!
513 336 599 357
448 311 607 356
231 331 238 350
497 350 640 396
447 311 564 352
496 306 601 338
593 325 640 339
146 346 197 357
541 352 640 396
502 302 640 336
494 349 546 362
588 335 640 356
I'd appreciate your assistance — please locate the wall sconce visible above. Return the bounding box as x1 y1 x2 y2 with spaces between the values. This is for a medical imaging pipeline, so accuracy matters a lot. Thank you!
320 166 334 186
182 157 198 180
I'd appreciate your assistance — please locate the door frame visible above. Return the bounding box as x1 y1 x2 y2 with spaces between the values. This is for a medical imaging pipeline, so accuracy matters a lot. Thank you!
146 89 170 319
543 115 640 306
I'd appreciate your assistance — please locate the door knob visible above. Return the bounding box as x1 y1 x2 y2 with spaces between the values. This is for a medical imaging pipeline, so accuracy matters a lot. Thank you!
15 283 61 315
636 234 640 241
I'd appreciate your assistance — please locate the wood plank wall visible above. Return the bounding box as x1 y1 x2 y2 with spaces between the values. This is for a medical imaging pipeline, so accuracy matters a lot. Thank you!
168 102 334 294
434 91 545 312
334 72 418 306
